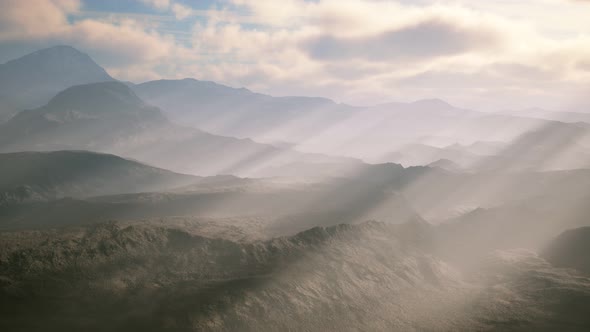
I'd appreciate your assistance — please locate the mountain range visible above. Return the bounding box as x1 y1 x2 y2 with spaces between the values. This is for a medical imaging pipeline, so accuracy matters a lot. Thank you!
132 70 590 172
133 78 352 143
3 45 590 173
0 80 354 176
0 45 114 121
2 45 590 331
503 107 590 124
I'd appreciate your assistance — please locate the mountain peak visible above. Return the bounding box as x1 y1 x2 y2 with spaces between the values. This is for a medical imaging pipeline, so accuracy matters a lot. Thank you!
146 78 253 93
0 45 115 113
3 45 110 76
428 158 462 172
46 81 149 113
18 45 86 59
54 81 136 97
411 98 454 109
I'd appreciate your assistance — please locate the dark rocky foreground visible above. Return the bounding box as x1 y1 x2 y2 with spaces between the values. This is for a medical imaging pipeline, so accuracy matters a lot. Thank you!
1 221 589 331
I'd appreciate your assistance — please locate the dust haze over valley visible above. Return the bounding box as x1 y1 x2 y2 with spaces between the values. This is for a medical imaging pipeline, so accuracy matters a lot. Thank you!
2 0 590 331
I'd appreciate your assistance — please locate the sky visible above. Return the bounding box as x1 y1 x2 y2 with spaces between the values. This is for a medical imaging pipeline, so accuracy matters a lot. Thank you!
0 0 589 111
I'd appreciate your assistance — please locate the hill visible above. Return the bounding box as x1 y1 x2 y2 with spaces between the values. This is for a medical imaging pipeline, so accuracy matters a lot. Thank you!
0 163 424 231
1 221 589 331
0 150 198 204
542 227 590 274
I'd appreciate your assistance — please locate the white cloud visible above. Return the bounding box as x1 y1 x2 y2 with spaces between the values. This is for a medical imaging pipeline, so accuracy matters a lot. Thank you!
0 0 197 81
0 0 80 40
140 0 170 10
139 0 193 20
67 19 174 64
181 0 590 110
172 3 193 20
1 0 589 110
303 19 502 62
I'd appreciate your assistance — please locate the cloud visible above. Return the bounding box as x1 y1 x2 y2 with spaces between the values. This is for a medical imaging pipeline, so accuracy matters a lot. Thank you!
577 61 590 71
140 0 170 10
0 0 80 40
303 19 501 62
1 0 589 110
180 0 590 110
139 0 193 20
172 3 193 20
66 19 175 65
0 0 194 81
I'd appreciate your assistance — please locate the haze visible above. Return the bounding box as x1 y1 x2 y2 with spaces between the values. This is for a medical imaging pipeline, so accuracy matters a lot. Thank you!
1 1 590 331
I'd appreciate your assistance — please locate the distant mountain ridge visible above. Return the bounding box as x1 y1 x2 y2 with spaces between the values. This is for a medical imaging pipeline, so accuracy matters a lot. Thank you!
0 45 114 120
502 108 590 124
0 81 356 176
134 76 590 171
0 81 167 151
3 45 590 173
133 78 352 142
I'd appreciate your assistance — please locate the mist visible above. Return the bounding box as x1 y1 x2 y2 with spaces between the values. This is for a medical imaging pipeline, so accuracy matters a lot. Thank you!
1 1 590 331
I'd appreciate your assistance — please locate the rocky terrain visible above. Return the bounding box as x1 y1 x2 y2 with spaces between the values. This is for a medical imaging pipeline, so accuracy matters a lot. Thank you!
1 221 589 331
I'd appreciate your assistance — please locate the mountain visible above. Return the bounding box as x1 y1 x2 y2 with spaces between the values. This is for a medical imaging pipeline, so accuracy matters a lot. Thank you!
3 46 587 172
374 142 485 167
374 98 477 117
1 220 589 331
0 81 353 176
135 78 590 170
400 165 590 223
503 108 590 124
0 221 453 331
0 46 114 120
0 150 198 204
428 158 463 172
542 227 590 274
434 190 590 268
308 106 562 165
4 46 589 172
459 140 506 155
374 118 590 171
0 81 168 150
135 79 487 148
134 78 356 142
0 163 425 231
476 121 590 171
